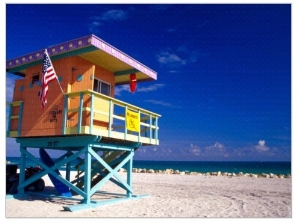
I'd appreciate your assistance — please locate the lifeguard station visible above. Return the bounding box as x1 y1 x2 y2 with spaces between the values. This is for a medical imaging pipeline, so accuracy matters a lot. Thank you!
6 34 161 211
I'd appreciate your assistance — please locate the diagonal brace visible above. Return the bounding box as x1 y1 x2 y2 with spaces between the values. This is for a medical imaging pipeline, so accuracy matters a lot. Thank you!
88 148 134 195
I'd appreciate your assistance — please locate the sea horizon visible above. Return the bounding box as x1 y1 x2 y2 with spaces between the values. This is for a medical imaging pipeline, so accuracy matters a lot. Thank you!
6 156 291 175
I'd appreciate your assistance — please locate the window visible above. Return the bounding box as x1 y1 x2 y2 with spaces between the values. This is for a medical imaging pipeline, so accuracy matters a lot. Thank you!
32 75 39 84
93 78 111 96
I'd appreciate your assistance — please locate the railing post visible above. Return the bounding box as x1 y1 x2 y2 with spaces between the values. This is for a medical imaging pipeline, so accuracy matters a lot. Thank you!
126 150 134 198
17 102 23 137
66 150 72 181
7 103 13 137
62 94 68 135
19 146 27 194
138 109 141 143
149 114 152 144
78 92 84 134
124 105 128 140
89 93 94 134
108 100 113 137
155 116 159 145
84 145 92 204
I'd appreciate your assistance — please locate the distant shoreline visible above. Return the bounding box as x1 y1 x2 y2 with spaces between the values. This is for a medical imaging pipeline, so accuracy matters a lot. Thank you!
6 159 291 179
6 157 291 175
130 167 291 178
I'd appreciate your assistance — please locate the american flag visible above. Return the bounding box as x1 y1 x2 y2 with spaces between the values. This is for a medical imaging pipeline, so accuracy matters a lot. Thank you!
40 49 57 109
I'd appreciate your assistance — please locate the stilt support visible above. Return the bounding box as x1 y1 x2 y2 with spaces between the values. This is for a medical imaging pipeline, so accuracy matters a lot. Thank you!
63 192 150 212
12 135 146 212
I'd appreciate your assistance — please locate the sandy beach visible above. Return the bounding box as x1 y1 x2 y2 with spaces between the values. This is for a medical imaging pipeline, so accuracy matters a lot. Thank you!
5 171 292 218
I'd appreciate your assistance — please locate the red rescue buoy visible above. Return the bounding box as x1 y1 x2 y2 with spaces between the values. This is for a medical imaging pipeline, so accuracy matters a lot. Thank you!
129 73 137 93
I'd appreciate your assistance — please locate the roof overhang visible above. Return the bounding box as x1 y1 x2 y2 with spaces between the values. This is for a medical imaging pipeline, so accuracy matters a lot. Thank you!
6 34 157 85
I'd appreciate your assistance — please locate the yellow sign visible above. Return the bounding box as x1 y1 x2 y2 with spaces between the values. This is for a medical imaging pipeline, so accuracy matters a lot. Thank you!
126 109 140 132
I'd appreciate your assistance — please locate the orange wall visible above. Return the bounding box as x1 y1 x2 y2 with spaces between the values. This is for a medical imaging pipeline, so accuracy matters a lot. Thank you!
10 56 115 137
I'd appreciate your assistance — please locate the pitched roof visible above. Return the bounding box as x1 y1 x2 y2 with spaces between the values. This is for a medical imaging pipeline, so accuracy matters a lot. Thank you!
6 34 157 85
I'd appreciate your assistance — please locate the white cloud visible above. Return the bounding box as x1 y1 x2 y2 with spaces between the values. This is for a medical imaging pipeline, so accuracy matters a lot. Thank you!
189 144 201 156
178 142 228 159
258 140 265 146
114 85 130 96
145 99 174 107
156 46 199 68
137 83 164 92
91 10 128 21
255 140 269 152
205 142 225 152
136 140 289 161
156 51 186 66
114 83 164 96
89 9 128 33
201 142 229 158
138 147 147 153
101 10 128 21
92 21 101 26
135 146 175 160
168 70 179 73
88 21 102 33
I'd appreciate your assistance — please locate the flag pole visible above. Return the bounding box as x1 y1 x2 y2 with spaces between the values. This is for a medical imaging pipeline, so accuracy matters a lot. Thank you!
45 49 64 95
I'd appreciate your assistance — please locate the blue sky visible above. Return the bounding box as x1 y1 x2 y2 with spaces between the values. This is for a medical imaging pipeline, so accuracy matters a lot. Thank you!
4 2 295 161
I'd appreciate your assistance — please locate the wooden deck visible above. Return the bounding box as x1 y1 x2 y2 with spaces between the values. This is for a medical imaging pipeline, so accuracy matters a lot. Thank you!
7 90 161 146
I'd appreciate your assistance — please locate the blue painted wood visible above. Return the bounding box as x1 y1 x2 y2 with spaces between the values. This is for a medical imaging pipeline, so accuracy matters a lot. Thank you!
18 146 27 194
18 146 57 191
126 151 133 197
89 141 139 151
84 146 92 204
28 147 86 197
97 171 127 190
39 148 72 197
63 193 150 212
20 148 48 175
17 150 46 190
89 149 134 195
66 151 72 182
88 152 130 193
16 135 100 148
13 135 145 212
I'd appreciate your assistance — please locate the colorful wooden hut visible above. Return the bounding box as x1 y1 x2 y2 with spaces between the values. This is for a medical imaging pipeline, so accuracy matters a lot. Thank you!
6 34 161 211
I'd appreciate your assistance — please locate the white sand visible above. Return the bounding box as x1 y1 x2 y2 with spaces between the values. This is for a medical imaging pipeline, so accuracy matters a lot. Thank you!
5 171 292 218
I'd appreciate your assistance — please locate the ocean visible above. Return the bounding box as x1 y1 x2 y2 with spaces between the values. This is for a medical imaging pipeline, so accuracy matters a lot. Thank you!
6 157 291 175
